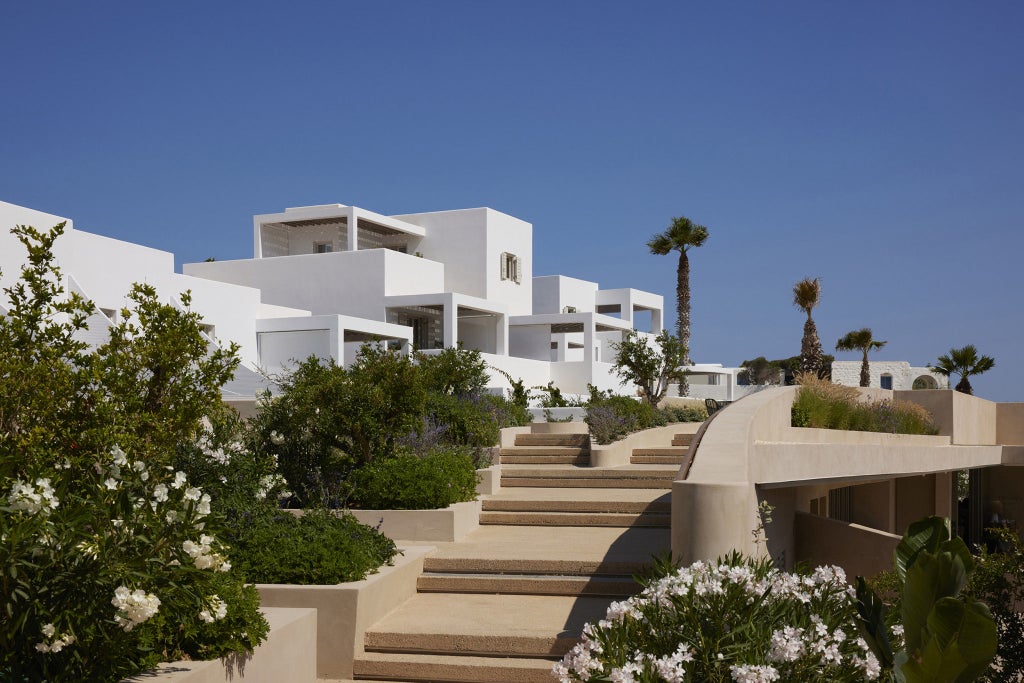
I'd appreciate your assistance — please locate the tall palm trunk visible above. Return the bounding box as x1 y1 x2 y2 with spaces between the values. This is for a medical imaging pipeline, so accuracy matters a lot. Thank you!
801 313 823 376
677 249 691 396
860 349 870 387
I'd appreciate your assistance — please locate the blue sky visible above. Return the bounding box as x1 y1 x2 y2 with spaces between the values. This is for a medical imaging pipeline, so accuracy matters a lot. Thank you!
2 2 1022 400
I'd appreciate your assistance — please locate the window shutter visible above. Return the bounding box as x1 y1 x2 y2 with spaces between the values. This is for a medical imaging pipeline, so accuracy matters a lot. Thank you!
514 256 522 284
499 252 508 280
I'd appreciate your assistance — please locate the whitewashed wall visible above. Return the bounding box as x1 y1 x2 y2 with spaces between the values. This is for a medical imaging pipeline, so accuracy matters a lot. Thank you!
831 361 948 390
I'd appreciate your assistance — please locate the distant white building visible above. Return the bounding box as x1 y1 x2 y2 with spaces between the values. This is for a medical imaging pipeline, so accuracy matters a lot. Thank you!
831 360 948 391
0 200 664 404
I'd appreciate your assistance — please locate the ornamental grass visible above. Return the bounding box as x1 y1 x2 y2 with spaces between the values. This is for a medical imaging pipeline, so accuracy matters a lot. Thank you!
790 373 938 435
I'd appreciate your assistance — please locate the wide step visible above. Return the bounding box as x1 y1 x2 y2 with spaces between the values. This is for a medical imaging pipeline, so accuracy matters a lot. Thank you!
416 572 639 597
354 651 556 683
514 433 589 447
480 510 670 527
672 433 694 446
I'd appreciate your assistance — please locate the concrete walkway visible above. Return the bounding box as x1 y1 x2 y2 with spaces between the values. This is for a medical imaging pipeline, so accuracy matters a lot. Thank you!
349 429 690 682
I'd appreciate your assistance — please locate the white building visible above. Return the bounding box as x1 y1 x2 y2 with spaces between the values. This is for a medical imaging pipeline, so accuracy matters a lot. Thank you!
0 200 664 403
831 360 948 391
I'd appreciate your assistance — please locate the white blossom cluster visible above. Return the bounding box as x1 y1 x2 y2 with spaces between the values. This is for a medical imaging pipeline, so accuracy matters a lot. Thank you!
7 477 59 515
553 557 885 682
34 623 76 653
199 595 228 623
111 586 161 631
183 535 231 571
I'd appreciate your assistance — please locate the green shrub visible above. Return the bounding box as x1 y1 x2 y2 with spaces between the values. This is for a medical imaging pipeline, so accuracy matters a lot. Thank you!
425 391 501 449
791 375 938 435
417 345 489 395
348 447 479 509
0 224 267 682
223 508 397 585
586 395 703 445
555 552 886 682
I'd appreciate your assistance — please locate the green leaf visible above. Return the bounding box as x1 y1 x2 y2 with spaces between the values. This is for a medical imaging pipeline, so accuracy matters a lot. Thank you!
896 516 949 585
902 551 968 654
854 575 895 668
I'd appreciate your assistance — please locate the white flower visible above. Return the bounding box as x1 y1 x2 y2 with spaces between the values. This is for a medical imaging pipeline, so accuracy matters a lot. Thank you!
42 623 55 638
171 471 188 489
183 486 202 502
269 430 285 445
111 445 128 466
730 664 780 682
8 478 59 515
152 483 169 503
199 595 227 623
104 477 118 491
165 510 179 523
111 586 160 631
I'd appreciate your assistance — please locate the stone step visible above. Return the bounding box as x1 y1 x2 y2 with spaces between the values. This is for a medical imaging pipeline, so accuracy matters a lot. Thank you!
630 454 688 465
422 525 668 576
479 510 670 527
416 572 639 597
500 446 588 456
482 491 670 515
500 467 676 490
631 447 689 456
672 433 694 446
362 593 610 658
500 454 591 465
353 652 556 683
514 433 589 447
502 477 672 489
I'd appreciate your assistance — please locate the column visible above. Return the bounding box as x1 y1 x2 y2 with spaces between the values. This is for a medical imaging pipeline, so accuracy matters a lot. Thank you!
443 297 458 348
495 313 507 356
583 317 595 363
346 207 359 251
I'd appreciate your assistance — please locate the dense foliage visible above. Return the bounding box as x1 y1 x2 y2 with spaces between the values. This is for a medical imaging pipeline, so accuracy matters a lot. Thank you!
0 224 268 682
869 524 1023 681
930 345 996 396
586 391 706 445
223 508 397 585
555 553 885 682
252 344 521 508
791 374 938 435
347 447 479 510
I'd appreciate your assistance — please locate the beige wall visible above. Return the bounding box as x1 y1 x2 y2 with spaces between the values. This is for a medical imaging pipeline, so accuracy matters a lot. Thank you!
794 512 900 579
895 475 936 533
897 389 997 445
997 403 1024 445
851 481 892 532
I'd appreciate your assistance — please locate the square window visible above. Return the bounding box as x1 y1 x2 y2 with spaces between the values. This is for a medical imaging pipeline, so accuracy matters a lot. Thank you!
314 241 333 254
500 252 521 284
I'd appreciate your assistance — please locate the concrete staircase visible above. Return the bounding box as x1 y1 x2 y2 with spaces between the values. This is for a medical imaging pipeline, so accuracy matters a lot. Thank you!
630 431 693 465
351 430 676 682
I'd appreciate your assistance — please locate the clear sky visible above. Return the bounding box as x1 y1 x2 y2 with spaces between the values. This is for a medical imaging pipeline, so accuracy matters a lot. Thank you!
2 2 1022 400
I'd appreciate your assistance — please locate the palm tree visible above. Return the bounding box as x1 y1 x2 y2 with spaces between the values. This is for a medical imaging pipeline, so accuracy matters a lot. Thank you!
793 277 823 376
835 328 886 387
647 215 709 396
930 345 995 395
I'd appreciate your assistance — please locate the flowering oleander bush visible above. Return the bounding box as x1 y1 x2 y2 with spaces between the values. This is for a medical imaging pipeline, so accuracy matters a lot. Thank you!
553 553 886 683
0 224 267 682
791 374 937 435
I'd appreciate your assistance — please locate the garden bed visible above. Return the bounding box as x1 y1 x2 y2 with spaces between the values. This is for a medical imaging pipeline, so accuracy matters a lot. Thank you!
126 607 317 683
255 545 431 680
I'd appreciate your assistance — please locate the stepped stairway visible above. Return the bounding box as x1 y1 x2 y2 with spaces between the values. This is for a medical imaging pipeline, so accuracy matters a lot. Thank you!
629 431 693 465
350 431 681 682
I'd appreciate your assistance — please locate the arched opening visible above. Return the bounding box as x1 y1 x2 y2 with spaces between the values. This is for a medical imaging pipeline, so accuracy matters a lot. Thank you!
912 375 938 390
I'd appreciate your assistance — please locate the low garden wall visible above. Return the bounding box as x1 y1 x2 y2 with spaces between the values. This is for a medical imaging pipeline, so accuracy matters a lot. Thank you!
347 500 480 543
793 511 901 579
130 607 317 683
591 422 700 468
256 545 431 680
